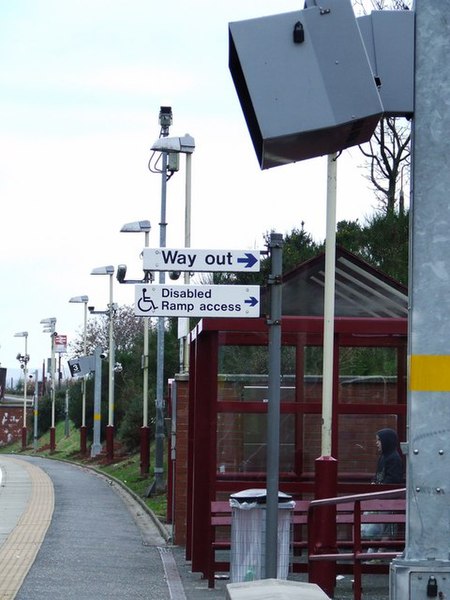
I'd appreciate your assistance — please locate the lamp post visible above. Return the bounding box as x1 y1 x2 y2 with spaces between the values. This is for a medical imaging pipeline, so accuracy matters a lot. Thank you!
40 317 57 451
151 132 195 373
14 331 29 449
91 265 115 461
120 220 152 476
150 114 195 492
69 295 89 455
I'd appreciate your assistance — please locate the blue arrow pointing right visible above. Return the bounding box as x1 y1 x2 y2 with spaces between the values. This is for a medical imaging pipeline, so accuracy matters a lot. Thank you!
237 253 258 269
244 296 258 307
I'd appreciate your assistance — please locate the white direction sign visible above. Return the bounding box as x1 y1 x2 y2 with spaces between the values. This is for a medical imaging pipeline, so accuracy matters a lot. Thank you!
143 248 260 273
134 284 260 318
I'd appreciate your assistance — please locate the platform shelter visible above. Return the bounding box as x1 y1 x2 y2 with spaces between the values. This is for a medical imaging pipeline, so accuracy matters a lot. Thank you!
168 247 408 579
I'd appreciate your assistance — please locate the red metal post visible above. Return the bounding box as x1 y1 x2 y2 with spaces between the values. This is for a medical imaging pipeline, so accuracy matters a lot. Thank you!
50 426 56 451
140 425 151 476
80 425 87 456
106 425 114 461
21 426 27 450
309 455 338 597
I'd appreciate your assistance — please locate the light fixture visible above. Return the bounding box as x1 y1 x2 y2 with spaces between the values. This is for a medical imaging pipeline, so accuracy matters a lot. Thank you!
151 134 195 154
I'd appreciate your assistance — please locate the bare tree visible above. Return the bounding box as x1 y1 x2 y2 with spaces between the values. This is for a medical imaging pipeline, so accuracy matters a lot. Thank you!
354 0 412 214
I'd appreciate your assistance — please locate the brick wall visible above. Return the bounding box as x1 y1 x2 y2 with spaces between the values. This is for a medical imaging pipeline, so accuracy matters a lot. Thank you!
0 405 23 445
172 375 190 546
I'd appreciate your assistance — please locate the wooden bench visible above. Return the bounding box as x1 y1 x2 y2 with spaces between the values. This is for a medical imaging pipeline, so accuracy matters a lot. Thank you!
308 489 406 600
207 499 311 588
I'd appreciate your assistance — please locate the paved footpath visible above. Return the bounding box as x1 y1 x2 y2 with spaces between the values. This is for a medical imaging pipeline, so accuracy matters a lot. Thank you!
0 455 193 600
0 454 389 600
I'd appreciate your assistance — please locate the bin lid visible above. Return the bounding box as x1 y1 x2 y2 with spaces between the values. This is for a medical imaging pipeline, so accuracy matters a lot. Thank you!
230 488 292 504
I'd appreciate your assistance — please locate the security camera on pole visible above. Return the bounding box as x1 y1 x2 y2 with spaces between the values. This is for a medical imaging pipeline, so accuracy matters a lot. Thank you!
148 105 195 493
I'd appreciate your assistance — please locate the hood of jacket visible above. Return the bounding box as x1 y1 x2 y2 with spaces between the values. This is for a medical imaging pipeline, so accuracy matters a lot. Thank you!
377 428 399 455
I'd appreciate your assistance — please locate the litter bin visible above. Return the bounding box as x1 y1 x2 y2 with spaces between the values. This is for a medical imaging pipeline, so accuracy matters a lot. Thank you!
229 489 295 583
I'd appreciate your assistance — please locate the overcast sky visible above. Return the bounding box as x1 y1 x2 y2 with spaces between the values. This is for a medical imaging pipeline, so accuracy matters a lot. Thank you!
1 0 380 379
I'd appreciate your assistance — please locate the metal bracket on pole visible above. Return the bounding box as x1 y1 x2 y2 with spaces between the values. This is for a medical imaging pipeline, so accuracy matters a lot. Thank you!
265 232 283 579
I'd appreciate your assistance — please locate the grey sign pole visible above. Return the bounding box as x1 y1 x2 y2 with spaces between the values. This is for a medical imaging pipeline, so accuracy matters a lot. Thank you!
33 369 39 451
391 2 450 597
265 233 283 579
91 346 102 458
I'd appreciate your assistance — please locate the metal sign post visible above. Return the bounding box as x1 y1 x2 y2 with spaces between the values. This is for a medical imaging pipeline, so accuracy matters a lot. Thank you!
91 346 103 458
265 233 283 579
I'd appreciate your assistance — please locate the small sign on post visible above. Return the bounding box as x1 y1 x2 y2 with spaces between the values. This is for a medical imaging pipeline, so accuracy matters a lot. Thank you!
134 284 260 318
143 248 260 273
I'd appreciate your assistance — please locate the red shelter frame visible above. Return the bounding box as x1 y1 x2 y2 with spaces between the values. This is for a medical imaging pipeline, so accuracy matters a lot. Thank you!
182 315 407 577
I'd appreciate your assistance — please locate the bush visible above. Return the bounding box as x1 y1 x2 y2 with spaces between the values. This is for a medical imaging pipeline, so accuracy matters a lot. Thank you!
38 390 66 435
117 395 152 451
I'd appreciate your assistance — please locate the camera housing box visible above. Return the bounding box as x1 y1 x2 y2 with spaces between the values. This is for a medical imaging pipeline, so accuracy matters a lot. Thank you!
357 10 414 117
229 0 383 169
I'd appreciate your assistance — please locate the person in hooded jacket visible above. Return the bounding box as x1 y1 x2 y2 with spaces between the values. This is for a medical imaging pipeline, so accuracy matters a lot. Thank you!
362 427 404 549
373 428 404 485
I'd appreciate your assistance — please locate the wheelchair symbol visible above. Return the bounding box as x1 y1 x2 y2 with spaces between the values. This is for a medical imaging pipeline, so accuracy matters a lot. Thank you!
137 288 158 313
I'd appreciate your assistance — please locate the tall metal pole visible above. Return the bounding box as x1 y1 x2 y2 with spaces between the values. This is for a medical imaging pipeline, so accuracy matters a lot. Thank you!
321 153 337 457
33 369 38 451
309 154 338 597
91 346 102 457
181 151 193 373
106 271 115 461
81 299 88 454
141 228 151 476
391 2 450 596
265 232 283 579
22 333 28 436
155 112 171 491
50 329 56 451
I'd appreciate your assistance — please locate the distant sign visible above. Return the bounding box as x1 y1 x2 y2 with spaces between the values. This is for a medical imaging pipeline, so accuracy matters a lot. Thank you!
134 284 260 318
54 335 67 353
143 248 260 273
68 355 94 377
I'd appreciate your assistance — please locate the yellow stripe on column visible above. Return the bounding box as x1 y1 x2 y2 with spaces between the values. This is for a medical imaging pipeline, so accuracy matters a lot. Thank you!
410 355 450 391
94 413 101 421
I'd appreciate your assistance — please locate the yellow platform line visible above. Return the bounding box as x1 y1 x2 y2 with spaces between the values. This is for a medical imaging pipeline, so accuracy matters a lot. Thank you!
0 458 54 600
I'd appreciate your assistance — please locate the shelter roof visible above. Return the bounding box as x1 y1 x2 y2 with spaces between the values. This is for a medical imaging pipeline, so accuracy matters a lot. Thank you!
280 246 407 318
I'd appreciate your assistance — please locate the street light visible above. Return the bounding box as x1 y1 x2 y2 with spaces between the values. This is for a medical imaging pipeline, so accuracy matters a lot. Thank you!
151 125 195 490
149 108 196 492
120 219 152 476
40 317 57 451
91 265 115 460
14 331 29 450
69 295 89 455
150 133 195 373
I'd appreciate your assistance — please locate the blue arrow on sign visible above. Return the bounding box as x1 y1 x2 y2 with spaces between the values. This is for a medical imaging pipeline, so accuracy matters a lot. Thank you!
244 296 259 307
237 253 258 269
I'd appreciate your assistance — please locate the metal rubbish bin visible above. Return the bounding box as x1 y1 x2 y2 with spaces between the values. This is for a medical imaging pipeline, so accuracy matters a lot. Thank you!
229 489 295 583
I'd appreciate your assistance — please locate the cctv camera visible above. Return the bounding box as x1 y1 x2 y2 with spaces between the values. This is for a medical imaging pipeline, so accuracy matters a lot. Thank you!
169 271 181 281
100 352 108 360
